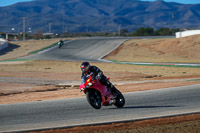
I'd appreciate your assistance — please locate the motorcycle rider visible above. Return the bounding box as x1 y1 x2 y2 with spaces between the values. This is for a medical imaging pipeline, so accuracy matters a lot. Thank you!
58 39 64 48
80 62 118 96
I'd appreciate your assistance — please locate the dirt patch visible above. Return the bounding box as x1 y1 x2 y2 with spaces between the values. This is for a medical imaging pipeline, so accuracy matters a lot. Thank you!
1 79 200 104
0 39 61 60
29 113 200 133
1 59 200 104
105 35 200 63
0 59 200 105
1 60 200 78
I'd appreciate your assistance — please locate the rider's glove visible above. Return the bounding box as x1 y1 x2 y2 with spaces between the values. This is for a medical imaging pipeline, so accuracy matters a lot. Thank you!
91 76 95 81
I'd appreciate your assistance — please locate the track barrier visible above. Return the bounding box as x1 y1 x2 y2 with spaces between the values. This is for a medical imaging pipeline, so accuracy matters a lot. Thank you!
0 38 8 51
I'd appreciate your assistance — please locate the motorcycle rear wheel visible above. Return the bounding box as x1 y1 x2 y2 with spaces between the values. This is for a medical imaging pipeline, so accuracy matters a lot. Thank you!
114 89 125 108
86 90 102 109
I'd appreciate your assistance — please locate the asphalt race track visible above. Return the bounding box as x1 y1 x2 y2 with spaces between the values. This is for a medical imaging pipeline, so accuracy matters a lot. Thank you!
0 84 200 132
23 37 127 62
1 37 200 132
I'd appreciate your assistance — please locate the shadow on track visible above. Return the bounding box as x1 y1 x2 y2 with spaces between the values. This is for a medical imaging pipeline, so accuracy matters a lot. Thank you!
0 43 20 56
110 105 177 109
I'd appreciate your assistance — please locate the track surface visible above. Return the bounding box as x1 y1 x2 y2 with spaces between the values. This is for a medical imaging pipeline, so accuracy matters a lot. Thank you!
23 38 127 62
1 37 200 132
0 84 200 132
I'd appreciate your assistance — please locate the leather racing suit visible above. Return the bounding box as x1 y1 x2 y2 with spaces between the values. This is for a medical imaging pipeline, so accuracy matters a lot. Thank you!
81 66 117 95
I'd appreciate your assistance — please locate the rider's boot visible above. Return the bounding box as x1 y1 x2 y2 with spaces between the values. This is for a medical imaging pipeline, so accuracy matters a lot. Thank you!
103 79 119 97
110 85 119 97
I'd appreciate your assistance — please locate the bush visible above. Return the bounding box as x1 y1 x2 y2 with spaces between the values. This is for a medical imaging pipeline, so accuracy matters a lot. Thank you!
129 27 180 36
131 27 154 36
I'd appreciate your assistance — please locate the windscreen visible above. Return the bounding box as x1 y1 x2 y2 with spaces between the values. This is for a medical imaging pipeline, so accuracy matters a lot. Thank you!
81 75 89 84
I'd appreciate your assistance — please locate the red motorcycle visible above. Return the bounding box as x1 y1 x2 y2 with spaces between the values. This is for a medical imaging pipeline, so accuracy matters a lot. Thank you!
80 74 125 109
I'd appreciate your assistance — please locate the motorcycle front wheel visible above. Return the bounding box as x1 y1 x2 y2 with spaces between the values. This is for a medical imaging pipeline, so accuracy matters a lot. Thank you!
86 90 102 109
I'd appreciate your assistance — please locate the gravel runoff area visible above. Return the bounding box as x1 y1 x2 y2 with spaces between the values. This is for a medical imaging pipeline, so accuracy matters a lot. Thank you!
0 36 200 132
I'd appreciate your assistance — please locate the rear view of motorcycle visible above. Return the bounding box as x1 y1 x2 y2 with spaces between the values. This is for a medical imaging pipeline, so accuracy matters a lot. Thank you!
80 75 125 109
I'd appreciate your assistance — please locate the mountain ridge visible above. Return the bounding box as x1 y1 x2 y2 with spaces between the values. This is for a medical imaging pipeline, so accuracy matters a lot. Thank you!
0 0 199 33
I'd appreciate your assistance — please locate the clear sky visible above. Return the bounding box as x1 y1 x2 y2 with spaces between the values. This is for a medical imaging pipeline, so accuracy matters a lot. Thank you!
0 0 34 7
0 0 200 7
140 0 200 4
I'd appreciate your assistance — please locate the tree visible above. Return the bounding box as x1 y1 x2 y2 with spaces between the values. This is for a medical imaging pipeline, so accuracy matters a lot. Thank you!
155 28 171 35
35 29 44 39
155 28 180 35
131 27 154 36
120 29 128 36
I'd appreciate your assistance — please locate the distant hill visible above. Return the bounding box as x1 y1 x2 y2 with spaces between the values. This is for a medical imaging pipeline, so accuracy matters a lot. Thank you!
0 0 200 33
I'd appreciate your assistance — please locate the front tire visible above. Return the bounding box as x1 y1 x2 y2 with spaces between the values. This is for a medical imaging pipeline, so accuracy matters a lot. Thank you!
114 89 125 108
59 44 62 48
86 90 101 109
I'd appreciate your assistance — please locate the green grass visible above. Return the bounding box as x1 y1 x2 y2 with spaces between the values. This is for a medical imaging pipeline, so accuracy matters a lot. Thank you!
28 42 58 55
109 60 200 68
188 79 200 81
0 58 32 62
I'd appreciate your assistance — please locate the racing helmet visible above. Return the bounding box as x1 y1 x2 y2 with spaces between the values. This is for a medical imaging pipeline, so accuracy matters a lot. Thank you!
80 62 90 73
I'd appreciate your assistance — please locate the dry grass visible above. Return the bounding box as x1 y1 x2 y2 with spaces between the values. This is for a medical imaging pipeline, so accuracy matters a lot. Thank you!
29 114 200 133
105 35 200 63
1 60 200 79
0 39 60 60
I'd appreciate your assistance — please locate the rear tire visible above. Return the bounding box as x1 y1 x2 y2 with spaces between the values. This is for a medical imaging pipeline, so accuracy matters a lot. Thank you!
114 89 125 108
86 90 101 109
